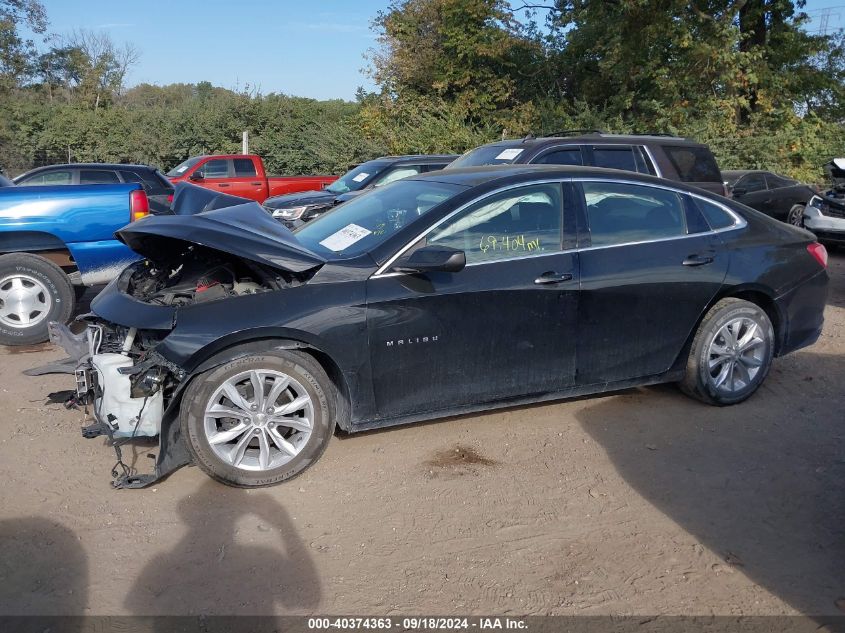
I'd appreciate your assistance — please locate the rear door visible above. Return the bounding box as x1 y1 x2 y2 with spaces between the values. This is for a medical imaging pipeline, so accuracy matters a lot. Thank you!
731 173 770 215
574 179 731 385
229 157 265 201
366 181 579 418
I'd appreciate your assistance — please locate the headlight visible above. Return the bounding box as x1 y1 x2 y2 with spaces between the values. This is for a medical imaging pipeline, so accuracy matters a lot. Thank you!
271 204 321 220
808 196 823 210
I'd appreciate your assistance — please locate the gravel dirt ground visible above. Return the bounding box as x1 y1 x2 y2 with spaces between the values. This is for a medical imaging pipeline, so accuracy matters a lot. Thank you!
0 250 843 618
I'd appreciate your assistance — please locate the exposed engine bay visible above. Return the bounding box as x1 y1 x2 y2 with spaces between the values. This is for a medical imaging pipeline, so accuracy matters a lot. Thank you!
124 245 280 307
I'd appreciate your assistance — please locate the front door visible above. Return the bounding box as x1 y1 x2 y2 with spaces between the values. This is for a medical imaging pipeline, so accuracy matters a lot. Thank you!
574 179 729 385
366 182 579 419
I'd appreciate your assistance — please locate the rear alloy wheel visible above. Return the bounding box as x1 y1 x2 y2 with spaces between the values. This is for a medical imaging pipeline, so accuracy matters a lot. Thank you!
181 350 335 487
680 298 774 406
0 253 75 346
787 204 805 227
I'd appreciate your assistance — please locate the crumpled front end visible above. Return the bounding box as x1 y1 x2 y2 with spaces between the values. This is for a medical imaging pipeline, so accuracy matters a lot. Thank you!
804 187 845 243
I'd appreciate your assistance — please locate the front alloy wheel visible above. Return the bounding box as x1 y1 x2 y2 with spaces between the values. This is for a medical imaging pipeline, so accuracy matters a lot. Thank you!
181 350 335 487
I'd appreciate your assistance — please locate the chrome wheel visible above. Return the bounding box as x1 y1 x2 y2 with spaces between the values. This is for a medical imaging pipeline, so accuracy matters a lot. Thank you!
706 317 768 395
0 274 50 329
787 206 804 227
203 369 314 471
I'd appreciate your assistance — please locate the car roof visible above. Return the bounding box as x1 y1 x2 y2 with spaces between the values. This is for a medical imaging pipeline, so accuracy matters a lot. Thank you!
373 154 459 165
482 133 705 149
407 164 694 189
20 163 156 174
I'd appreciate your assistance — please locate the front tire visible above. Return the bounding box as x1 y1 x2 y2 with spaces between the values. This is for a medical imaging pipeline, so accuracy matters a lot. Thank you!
680 298 774 406
180 349 335 487
0 253 75 346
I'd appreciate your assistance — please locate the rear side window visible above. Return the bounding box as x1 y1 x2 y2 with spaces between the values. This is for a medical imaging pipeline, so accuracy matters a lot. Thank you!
119 169 172 194
736 173 767 193
662 145 722 182
693 197 736 230
201 159 230 178
20 170 73 186
592 147 637 172
535 148 583 166
233 158 257 177
765 173 796 189
80 170 120 184
582 181 687 246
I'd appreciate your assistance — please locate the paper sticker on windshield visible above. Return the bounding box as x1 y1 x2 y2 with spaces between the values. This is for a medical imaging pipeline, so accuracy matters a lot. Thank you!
352 172 369 182
495 148 523 160
175 165 188 173
319 224 373 251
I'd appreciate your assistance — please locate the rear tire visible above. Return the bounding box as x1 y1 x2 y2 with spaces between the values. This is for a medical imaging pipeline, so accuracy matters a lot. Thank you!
180 349 335 487
787 204 804 227
680 298 774 406
0 253 75 346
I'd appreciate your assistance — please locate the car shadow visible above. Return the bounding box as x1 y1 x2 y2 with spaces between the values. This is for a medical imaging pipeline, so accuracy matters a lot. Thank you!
575 350 845 616
0 517 88 629
124 479 322 615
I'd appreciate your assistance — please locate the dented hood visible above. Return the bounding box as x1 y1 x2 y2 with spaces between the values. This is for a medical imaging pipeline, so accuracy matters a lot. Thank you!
116 201 326 273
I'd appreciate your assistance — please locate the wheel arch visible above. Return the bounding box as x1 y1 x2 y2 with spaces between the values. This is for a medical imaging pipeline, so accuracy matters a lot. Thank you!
179 335 353 432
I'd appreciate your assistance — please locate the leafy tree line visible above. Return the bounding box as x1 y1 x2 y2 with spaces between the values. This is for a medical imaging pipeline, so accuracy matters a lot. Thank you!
1 0 844 182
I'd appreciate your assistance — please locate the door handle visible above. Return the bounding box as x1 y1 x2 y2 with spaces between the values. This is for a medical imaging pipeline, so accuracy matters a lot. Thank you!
534 272 573 285
251 182 262 186
218 183 230 188
682 254 714 267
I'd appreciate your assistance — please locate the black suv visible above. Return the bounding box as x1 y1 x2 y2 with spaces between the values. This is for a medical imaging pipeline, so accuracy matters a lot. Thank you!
264 154 457 228
448 131 727 196
14 163 175 213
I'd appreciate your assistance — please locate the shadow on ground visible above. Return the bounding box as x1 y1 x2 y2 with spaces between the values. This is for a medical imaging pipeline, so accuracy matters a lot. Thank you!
576 350 845 615
124 480 321 615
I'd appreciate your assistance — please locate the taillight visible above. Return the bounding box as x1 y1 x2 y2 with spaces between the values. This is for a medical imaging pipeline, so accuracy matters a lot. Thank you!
167 193 174 203
807 242 828 269
130 189 150 222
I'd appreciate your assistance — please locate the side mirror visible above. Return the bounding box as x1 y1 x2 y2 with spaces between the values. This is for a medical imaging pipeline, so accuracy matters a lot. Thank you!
392 245 466 274
189 171 204 182
731 187 746 197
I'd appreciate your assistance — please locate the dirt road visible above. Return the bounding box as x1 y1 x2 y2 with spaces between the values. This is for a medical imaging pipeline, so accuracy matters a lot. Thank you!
1 252 843 617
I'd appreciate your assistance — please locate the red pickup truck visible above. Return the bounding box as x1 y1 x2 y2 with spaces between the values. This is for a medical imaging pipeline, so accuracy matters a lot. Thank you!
165 154 337 203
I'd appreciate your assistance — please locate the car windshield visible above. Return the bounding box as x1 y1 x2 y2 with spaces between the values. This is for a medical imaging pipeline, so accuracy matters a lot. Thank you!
295 179 465 258
325 160 391 194
166 156 204 177
448 145 525 169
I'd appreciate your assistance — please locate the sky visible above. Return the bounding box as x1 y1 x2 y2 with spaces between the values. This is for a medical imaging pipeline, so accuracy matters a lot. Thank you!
37 0 389 101
32 0 845 102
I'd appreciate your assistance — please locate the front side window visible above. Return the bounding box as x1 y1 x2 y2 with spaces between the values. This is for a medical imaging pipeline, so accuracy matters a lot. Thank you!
20 170 73 186
535 148 583 166
582 181 687 246
233 158 257 177
372 166 421 187
166 156 203 177
80 170 120 184
447 145 526 168
592 147 637 172
200 159 229 179
736 173 767 193
428 184 562 264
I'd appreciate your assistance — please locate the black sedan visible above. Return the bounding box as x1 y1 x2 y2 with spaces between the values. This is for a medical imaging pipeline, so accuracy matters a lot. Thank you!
262 154 457 228
42 166 829 488
724 170 816 226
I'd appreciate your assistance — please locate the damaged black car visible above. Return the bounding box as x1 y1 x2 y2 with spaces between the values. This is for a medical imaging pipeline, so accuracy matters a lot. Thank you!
33 167 829 488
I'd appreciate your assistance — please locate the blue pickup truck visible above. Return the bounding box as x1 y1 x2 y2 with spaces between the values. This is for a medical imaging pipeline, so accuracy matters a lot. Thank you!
0 183 149 345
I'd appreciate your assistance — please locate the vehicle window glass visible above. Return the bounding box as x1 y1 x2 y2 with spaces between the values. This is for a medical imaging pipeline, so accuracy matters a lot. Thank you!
448 145 525 168
325 160 391 194
80 170 120 184
428 184 562 264
295 180 464 258
535 148 583 166
765 173 795 189
633 146 656 174
662 145 722 182
373 166 421 187
20 170 73 186
201 159 229 179
737 173 766 193
582 182 687 246
421 163 449 172
693 197 736 230
233 158 257 177
592 147 637 172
